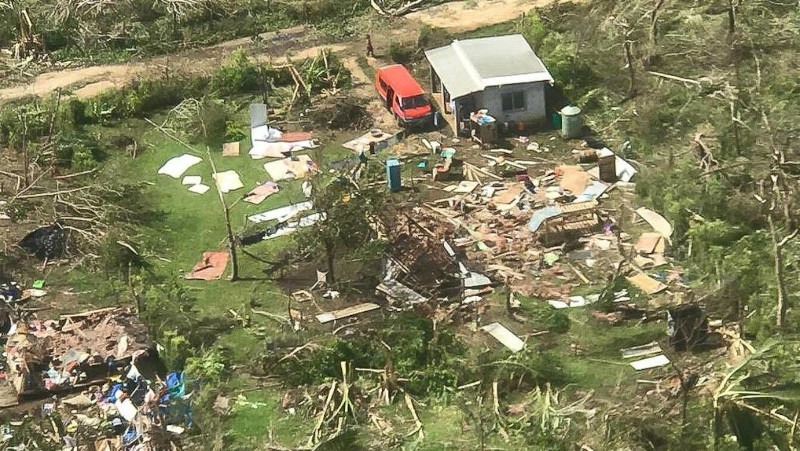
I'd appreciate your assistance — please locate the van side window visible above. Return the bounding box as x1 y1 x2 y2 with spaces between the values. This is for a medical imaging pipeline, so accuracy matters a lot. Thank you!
379 78 388 90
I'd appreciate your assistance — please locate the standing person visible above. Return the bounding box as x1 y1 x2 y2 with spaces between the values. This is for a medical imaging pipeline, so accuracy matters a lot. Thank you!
366 34 375 58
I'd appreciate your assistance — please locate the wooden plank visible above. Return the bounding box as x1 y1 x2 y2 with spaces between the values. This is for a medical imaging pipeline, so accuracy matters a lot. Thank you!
630 354 670 370
621 342 663 359
558 200 598 214
626 273 667 295
59 307 118 321
481 322 524 352
316 303 380 324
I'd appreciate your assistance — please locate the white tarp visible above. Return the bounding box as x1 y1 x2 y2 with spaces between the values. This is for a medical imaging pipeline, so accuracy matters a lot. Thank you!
212 170 244 193
247 201 314 224
249 140 317 160
262 213 325 240
188 184 210 194
158 154 202 179
251 124 283 146
182 175 202 186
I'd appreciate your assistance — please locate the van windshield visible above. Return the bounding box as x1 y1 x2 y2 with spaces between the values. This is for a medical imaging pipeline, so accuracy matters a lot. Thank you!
400 95 428 109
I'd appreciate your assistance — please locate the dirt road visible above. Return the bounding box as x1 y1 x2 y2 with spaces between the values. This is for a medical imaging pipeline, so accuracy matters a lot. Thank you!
406 0 539 32
0 26 312 102
0 0 559 103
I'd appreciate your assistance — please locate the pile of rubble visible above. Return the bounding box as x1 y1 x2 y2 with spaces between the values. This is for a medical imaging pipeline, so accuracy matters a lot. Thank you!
0 306 189 449
5 307 149 397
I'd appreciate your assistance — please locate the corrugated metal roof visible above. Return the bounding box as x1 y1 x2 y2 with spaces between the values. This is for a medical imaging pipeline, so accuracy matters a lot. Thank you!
425 34 553 99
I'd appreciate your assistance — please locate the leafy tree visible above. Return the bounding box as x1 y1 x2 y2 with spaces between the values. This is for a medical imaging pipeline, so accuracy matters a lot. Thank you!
295 173 385 285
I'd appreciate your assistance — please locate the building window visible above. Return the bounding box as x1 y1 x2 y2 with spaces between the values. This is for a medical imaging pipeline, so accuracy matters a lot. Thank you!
501 91 526 112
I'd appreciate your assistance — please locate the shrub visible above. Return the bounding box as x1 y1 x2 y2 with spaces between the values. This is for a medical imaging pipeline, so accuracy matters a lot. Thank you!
210 50 261 96
520 296 570 333
417 25 450 50
388 42 416 65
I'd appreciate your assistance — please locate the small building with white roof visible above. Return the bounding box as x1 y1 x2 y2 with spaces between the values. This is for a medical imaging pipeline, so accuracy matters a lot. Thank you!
424 34 554 133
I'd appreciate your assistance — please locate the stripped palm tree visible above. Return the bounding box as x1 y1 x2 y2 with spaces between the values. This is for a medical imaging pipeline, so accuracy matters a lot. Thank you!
713 340 800 448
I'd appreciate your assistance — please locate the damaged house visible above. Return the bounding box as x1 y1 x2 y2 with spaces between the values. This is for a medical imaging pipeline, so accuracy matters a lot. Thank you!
425 34 554 134
3 307 150 402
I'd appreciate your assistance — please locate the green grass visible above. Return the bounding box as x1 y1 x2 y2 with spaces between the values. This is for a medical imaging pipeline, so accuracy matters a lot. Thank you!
48 109 367 447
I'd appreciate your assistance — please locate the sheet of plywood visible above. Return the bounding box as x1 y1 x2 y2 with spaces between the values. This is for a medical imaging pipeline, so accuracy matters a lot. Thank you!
558 165 590 195
213 170 244 193
494 184 523 205
185 251 229 280
626 272 667 295
222 142 240 157
316 303 380 323
630 354 670 370
481 322 524 352
263 155 314 181
634 232 665 254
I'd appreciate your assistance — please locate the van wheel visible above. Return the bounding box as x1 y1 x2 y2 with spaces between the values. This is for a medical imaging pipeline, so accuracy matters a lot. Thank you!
394 114 403 128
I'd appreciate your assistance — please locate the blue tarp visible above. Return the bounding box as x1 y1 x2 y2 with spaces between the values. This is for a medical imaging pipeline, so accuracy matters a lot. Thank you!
528 206 563 232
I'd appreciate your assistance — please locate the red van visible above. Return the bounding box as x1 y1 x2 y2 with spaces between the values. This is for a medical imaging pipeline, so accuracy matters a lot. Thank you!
375 64 433 128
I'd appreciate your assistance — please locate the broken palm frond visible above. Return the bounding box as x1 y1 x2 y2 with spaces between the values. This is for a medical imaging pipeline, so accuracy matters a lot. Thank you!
307 362 361 447
404 393 424 439
712 340 800 442
505 384 595 439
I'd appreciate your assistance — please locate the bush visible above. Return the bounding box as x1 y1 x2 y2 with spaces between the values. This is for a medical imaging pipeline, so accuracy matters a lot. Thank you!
266 314 467 395
210 50 262 96
388 42 416 65
417 25 451 50
520 296 570 333
53 133 104 169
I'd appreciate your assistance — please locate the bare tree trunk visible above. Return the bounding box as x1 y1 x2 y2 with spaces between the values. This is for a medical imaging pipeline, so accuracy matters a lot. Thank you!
623 35 636 98
650 0 666 46
21 114 29 188
208 152 239 281
727 0 736 35
325 242 336 285
47 88 62 145
769 214 797 327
